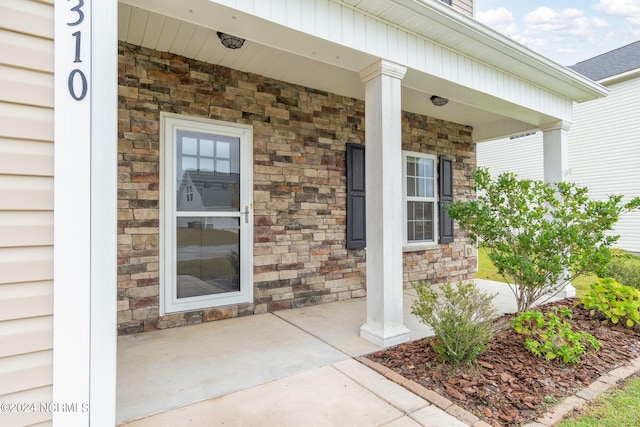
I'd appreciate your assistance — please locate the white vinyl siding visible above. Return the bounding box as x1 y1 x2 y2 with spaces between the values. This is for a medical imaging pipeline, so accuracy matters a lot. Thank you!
476 133 544 180
452 0 473 17
477 75 640 253
0 1 54 426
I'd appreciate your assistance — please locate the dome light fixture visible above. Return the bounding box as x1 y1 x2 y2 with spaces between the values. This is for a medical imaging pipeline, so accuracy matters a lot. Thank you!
429 95 449 107
217 32 245 49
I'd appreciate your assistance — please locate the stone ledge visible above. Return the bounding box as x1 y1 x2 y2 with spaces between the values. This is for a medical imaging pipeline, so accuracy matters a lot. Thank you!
359 356 640 427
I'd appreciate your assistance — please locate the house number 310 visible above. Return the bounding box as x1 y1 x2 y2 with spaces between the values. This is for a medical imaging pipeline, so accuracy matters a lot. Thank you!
67 0 88 101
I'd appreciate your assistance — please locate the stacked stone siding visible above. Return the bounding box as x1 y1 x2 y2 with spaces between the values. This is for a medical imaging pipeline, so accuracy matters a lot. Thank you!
117 41 475 335
401 113 477 285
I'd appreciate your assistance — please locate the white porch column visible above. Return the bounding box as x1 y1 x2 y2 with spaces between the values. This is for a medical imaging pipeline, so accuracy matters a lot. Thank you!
359 60 411 347
541 121 576 298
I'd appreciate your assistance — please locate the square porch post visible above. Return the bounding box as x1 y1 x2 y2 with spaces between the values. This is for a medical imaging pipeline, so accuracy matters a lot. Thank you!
542 120 576 298
359 60 411 347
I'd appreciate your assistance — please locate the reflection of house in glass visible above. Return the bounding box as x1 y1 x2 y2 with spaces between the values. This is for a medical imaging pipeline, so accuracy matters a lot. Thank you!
176 169 241 298
177 169 240 228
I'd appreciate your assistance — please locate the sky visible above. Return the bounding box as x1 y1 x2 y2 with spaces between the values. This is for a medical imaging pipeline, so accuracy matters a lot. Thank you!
475 0 640 66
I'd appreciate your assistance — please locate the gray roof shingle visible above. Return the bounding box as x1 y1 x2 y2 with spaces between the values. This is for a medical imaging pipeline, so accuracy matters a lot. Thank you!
569 40 640 81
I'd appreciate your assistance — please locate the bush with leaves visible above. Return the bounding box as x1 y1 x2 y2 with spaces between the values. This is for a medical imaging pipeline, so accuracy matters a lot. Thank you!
581 277 640 328
446 168 640 312
511 307 600 363
603 253 640 290
411 281 499 365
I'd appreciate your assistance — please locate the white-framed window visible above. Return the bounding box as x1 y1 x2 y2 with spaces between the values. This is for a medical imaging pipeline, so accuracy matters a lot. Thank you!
403 151 438 246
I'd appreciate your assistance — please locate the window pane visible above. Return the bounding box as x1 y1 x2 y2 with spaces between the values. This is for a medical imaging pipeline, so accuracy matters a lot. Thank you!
415 201 424 220
182 137 198 155
407 157 416 176
217 140 231 158
177 133 241 212
415 222 425 240
425 205 434 221
425 177 434 197
407 177 416 197
422 158 434 177
200 139 214 157
217 159 230 174
417 178 426 197
182 156 197 172
176 217 240 298
406 201 435 243
200 159 214 172
407 221 415 241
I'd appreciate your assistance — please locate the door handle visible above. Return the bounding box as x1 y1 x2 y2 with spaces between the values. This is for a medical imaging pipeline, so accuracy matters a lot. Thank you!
242 205 250 224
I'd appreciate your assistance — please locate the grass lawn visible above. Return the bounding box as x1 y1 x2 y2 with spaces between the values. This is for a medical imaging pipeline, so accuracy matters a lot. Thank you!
476 246 596 298
557 376 640 427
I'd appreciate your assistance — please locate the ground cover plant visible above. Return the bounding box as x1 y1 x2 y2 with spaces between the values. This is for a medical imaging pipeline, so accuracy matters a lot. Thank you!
511 307 600 363
446 168 640 312
368 299 640 426
581 278 640 328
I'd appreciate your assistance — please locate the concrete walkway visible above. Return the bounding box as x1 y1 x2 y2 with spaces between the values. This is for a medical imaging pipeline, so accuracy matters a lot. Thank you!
116 280 522 426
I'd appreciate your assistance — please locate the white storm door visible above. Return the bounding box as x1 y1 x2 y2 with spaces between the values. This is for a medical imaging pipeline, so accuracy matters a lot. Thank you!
161 114 253 314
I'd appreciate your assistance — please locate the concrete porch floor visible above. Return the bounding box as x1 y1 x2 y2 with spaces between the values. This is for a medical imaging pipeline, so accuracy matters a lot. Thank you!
116 280 525 426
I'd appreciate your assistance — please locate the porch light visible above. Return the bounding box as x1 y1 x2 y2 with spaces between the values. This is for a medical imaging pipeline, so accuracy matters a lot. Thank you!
217 32 245 49
430 95 448 107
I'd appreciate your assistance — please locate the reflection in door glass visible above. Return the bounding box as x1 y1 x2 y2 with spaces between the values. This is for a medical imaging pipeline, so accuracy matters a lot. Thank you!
176 217 240 298
176 130 240 211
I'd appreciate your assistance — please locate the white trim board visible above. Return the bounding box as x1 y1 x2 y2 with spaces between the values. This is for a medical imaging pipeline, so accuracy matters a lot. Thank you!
53 0 118 425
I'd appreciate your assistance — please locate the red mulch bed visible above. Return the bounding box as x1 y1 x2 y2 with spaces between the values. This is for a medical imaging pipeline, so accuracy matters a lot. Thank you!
367 298 640 427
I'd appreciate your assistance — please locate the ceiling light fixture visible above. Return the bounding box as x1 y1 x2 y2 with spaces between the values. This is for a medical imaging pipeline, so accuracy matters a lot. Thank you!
430 95 449 107
217 32 245 49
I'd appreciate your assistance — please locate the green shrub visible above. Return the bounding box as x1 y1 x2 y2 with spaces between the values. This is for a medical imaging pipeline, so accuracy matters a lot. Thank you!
581 277 640 328
511 307 600 363
445 168 640 313
411 281 499 365
604 255 640 290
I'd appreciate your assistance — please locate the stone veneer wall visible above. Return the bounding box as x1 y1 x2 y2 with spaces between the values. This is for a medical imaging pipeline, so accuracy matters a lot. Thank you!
401 113 477 284
117 41 476 335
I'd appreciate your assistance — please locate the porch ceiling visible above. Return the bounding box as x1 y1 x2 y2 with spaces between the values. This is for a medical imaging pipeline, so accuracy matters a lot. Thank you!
118 0 607 141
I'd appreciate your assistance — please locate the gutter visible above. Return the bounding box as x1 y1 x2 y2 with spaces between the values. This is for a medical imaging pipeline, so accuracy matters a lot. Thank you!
598 68 640 86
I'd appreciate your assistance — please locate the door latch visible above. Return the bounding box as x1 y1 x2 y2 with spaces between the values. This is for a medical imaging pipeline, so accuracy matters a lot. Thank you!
242 205 250 224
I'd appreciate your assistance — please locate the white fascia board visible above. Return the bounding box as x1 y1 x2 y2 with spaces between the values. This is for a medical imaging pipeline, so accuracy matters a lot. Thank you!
598 68 640 86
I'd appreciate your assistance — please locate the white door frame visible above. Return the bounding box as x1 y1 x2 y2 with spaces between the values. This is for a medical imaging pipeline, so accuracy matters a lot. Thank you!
160 113 254 314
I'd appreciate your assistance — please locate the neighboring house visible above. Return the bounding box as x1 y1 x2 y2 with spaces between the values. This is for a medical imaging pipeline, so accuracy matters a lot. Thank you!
477 41 640 253
1 0 607 425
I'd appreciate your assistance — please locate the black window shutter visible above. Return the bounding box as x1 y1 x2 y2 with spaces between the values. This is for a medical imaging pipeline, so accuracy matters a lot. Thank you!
346 143 366 249
439 156 454 243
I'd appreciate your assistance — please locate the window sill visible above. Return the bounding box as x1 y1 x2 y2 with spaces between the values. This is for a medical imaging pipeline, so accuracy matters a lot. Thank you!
403 242 438 252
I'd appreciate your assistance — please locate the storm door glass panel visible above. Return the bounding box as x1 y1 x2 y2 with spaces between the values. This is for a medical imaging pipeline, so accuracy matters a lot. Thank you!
175 130 241 299
176 217 240 298
176 131 240 212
